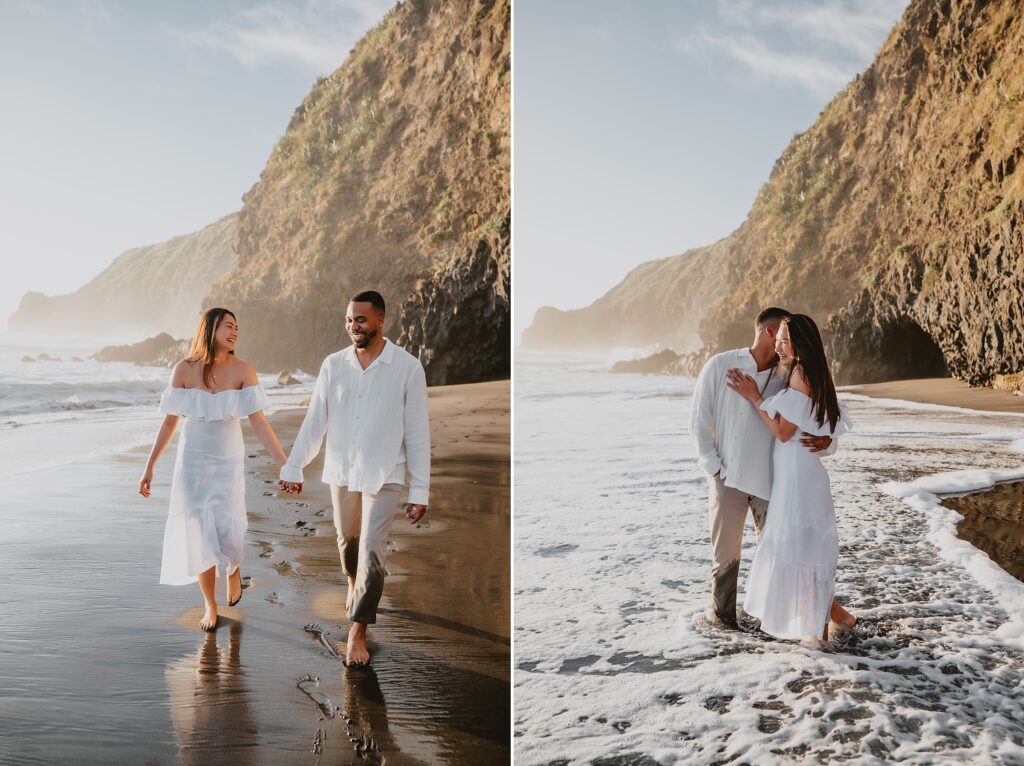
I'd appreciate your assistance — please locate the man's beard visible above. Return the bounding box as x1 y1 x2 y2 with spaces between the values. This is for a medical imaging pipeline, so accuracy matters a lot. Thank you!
352 328 377 349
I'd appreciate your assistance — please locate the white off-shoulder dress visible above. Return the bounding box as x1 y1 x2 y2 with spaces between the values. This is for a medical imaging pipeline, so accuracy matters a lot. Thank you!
157 385 269 585
742 388 852 640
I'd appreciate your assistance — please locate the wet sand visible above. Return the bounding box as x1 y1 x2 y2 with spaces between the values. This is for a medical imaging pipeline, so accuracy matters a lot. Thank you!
843 377 1024 413
847 377 1024 586
943 481 1024 582
0 380 509 765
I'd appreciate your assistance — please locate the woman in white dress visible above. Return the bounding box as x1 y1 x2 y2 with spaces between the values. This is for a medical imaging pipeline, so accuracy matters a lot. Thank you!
726 314 854 643
139 308 290 631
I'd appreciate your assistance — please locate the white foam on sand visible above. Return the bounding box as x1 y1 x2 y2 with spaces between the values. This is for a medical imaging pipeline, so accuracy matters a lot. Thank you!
880 469 1024 646
515 358 1024 765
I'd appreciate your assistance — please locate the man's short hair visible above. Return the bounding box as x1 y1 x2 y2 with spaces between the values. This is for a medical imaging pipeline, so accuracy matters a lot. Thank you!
350 290 386 314
755 307 790 328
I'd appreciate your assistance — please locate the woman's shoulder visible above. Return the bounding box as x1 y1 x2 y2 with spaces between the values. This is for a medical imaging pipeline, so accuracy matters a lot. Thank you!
170 358 200 388
788 364 811 395
230 356 259 385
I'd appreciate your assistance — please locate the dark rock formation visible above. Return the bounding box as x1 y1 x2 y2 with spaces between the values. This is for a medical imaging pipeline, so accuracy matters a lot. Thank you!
523 0 1024 389
398 211 509 385
9 215 237 339
610 349 680 375
93 333 189 367
209 0 510 378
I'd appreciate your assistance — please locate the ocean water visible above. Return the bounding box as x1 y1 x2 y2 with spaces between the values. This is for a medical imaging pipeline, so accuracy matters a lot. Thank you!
0 332 314 477
514 351 1024 765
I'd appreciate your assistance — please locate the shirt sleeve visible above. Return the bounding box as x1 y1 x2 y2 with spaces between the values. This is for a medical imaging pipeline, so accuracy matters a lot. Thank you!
403 363 431 505
279 359 330 484
689 355 722 477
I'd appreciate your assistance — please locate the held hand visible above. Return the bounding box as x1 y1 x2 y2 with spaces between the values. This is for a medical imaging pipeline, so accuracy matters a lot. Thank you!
405 503 427 524
278 479 303 494
725 368 761 403
139 467 154 498
800 433 832 453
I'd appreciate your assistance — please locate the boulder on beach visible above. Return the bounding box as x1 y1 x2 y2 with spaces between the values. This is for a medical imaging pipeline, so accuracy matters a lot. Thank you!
93 333 189 367
611 349 681 375
21 355 35 363
276 371 301 386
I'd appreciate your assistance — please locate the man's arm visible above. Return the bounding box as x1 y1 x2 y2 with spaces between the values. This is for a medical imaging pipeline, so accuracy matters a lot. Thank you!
801 434 839 456
279 359 331 485
689 356 722 477
403 364 431 507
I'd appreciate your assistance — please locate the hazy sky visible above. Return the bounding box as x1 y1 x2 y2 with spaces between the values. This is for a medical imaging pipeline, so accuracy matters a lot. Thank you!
0 0 394 324
513 0 910 342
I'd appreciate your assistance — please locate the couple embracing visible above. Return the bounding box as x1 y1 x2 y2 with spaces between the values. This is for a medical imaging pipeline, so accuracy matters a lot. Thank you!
690 307 855 645
139 290 429 666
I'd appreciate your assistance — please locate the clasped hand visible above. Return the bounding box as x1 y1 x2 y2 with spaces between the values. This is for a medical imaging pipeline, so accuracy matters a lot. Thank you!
724 367 832 453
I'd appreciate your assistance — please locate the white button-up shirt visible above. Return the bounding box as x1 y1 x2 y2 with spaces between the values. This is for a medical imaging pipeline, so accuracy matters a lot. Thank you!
689 347 786 500
279 338 430 504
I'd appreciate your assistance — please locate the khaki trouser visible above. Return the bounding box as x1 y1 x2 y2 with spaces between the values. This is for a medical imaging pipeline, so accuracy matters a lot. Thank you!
330 483 403 624
708 474 769 624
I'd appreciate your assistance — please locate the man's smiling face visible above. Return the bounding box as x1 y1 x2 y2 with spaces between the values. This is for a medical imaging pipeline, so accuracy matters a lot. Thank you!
346 301 384 349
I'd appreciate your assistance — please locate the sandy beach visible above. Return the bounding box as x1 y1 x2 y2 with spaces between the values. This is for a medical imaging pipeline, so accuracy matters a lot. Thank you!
844 377 1024 413
0 380 509 765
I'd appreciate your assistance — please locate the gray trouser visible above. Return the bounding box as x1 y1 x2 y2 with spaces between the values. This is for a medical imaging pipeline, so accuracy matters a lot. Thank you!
708 474 769 623
330 483 403 625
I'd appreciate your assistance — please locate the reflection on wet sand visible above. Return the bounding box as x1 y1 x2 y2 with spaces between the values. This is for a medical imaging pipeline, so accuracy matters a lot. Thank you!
165 618 259 764
944 480 1024 581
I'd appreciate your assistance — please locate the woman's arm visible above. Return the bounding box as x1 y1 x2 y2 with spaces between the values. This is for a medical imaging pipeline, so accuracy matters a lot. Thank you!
238 359 289 468
725 369 798 442
139 414 180 497
248 410 288 468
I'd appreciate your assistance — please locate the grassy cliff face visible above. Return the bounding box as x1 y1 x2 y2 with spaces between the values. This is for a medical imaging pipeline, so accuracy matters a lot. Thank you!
704 0 1024 385
8 214 237 339
521 240 729 354
209 0 510 375
526 0 1024 386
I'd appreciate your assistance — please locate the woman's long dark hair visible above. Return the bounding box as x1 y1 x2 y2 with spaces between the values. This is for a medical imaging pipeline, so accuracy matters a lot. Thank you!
782 314 840 432
186 308 235 389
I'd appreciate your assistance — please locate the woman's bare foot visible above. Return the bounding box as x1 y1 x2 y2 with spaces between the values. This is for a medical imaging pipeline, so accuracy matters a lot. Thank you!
830 599 857 629
200 603 218 632
227 569 243 606
345 623 370 665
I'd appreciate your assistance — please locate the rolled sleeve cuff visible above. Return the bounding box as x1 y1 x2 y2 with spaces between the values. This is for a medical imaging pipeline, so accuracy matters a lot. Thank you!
279 464 304 483
407 487 429 506
697 453 722 477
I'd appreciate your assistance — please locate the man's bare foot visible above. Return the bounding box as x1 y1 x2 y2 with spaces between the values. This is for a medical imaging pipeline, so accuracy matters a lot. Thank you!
345 578 356 614
345 622 370 665
200 604 218 632
227 569 243 606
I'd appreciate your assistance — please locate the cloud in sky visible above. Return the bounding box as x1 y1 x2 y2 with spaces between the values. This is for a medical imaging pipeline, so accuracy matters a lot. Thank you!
173 0 395 74
678 0 909 96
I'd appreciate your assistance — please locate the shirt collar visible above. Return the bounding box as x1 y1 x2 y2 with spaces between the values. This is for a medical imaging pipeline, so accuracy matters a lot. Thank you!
345 337 394 368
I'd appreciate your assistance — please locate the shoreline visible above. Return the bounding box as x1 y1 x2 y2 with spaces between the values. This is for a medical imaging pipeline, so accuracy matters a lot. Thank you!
841 377 1024 414
0 379 509 764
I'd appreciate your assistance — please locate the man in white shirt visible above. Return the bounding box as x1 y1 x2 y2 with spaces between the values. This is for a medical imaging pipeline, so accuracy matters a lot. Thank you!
278 290 430 665
689 307 832 630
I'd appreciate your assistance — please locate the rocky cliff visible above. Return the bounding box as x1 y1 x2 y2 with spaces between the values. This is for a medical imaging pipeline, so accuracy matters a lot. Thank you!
521 238 729 354
8 214 237 339
526 0 1024 387
208 0 510 377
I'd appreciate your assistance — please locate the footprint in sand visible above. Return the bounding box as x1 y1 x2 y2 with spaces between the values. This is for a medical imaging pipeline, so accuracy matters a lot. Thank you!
303 623 341 660
265 592 281 604
274 560 297 575
297 673 338 718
